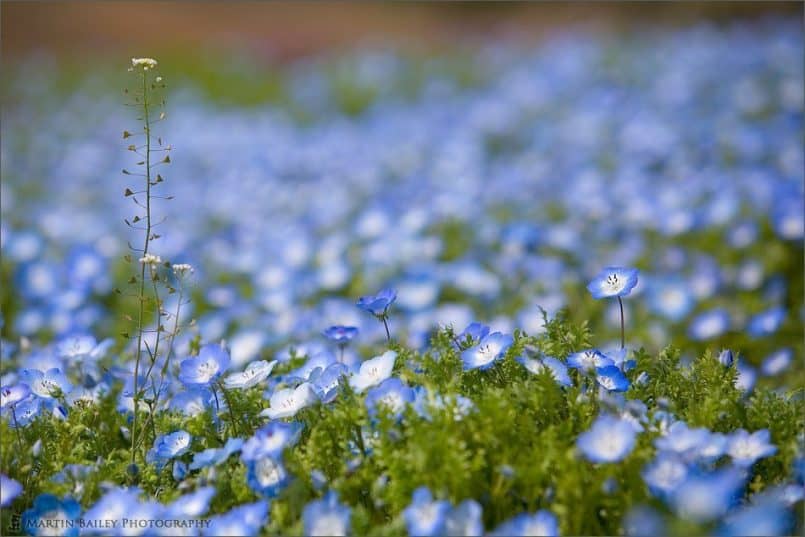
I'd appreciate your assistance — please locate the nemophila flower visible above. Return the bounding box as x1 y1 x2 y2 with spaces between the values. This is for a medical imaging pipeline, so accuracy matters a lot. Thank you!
623 506 665 537
1 383 30 409
303 491 351 536
246 456 290 498
165 486 216 518
21 494 81 537
241 421 303 462
169 388 213 417
727 429 777 467
323 325 359 345
55 334 100 360
149 430 192 470
260 383 318 420
205 501 268 537
6 396 42 427
290 350 338 382
16 261 59 300
587 267 639 299
223 360 277 390
595 365 631 392
696 432 729 463
457 322 491 345
688 309 730 341
642 453 689 499
647 277 695 321
460 332 513 371
566 349 613 373
671 467 745 523
603 347 635 372
350 350 397 392
402 487 450 536
577 414 637 463
717 497 793 537
178 343 231 387
760 348 792 376
311 362 349 403
357 288 397 341
81 488 149 535
444 499 484 536
189 437 243 471
735 360 757 393
491 510 559 537
19 368 72 399
516 356 572 387
1 474 23 507
655 421 710 459
365 377 415 419
718 349 734 367
746 306 786 338
357 288 397 316
172 460 187 482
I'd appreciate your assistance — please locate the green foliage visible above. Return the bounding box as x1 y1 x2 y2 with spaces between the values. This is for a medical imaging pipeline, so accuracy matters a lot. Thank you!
2 314 801 536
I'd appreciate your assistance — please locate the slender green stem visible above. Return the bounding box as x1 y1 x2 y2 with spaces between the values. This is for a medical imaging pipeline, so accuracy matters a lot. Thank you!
217 382 240 436
381 315 391 342
617 296 625 350
131 71 154 466
10 407 25 454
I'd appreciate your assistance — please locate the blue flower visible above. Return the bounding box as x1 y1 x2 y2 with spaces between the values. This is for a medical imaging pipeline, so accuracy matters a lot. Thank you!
587 267 639 299
717 497 794 537
169 388 214 416
323 325 359 344
1 474 23 507
241 421 303 462
491 510 559 536
655 421 710 459
760 348 792 376
260 382 319 420
642 453 689 499
595 365 631 392
402 487 450 536
189 437 244 470
456 322 491 345
647 277 695 321
21 494 81 537
178 343 231 387
444 499 484 536
19 368 72 399
577 414 637 463
670 467 745 523
148 430 192 469
165 486 216 518
246 456 290 498
350 350 397 392
727 429 777 467
566 349 613 373
718 349 734 367
6 396 42 427
746 306 786 338
206 501 269 537
460 332 513 371
365 377 415 419
1 383 31 409
311 362 350 403
303 491 351 536
688 309 730 340
356 288 397 317
223 359 277 390
623 505 665 537
516 356 572 387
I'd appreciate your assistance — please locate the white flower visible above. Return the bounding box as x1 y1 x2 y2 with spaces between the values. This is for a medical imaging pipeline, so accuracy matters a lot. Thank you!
139 254 162 266
349 350 397 393
260 383 318 419
131 57 158 71
172 263 194 276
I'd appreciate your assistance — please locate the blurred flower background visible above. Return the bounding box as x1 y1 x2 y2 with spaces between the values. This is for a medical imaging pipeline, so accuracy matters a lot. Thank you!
3 2 801 380
1 3 804 536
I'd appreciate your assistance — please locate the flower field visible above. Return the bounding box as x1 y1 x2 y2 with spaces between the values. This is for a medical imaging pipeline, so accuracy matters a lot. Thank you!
1 18 803 537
